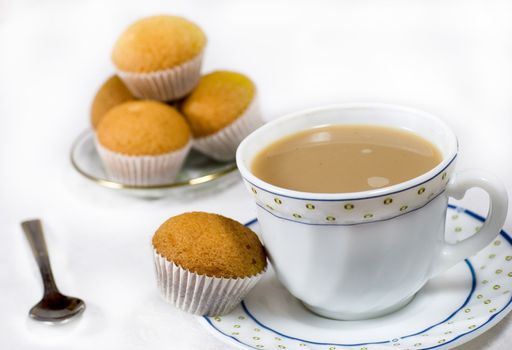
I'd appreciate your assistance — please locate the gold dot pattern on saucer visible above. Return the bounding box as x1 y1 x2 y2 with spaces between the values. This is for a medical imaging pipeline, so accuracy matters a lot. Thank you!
203 208 512 349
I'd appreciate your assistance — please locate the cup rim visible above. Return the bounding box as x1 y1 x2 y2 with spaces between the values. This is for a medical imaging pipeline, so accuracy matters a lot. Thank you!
236 103 458 201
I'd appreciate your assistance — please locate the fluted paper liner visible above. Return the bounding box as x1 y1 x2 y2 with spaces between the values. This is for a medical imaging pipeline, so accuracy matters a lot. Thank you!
95 139 191 186
117 52 204 101
153 249 265 316
193 96 264 161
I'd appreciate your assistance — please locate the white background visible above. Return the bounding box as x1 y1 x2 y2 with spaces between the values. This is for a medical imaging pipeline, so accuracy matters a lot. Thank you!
1 0 511 349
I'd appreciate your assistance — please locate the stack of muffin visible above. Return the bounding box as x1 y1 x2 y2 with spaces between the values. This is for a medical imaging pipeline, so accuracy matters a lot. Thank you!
91 15 263 185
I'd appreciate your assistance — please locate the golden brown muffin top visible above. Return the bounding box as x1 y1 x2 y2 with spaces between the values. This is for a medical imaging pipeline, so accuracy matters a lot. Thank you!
97 100 190 155
181 71 256 137
112 15 206 73
152 212 267 278
90 75 136 129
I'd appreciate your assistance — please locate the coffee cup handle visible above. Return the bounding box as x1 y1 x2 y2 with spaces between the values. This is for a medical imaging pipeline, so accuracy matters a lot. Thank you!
430 170 508 277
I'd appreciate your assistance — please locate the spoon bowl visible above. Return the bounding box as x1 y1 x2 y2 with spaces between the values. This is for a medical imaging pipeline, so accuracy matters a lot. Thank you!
29 293 85 324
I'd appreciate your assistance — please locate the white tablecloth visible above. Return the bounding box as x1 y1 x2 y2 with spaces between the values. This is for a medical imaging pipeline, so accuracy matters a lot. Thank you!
1 0 511 349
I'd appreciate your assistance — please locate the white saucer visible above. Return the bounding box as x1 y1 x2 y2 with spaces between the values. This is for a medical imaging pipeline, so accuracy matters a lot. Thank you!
200 205 512 350
70 129 238 198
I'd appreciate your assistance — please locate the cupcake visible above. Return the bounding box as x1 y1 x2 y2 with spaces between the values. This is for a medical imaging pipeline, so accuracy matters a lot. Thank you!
96 100 191 185
152 212 267 316
112 15 206 101
90 75 136 129
181 71 264 161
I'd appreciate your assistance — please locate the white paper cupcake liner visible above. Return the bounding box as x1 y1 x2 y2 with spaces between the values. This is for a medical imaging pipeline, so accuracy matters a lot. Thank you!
117 52 204 101
153 249 265 316
95 139 191 186
193 96 264 161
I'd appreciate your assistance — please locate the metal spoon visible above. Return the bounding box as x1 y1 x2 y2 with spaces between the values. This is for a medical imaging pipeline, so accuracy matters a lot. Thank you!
21 219 85 323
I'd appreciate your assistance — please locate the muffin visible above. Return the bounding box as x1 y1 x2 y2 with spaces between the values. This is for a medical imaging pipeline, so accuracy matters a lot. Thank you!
96 100 191 185
112 15 206 101
152 212 267 316
90 75 136 129
181 71 264 161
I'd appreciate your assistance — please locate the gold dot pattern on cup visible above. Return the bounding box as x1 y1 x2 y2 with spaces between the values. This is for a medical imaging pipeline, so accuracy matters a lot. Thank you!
455 226 462 232
452 214 459 220
251 187 257 194
278 346 286 349
494 240 502 246
306 203 315 210
464 308 471 313
508 272 512 277
256 345 263 349
326 216 336 222
253 336 260 340
231 332 239 335
477 294 483 299
293 213 302 219
506 256 512 261
496 269 503 274
438 339 446 344
266 204 274 210
383 198 393 205
482 280 489 284
414 343 422 347
344 203 354 210
442 172 447 180
238 316 245 320
417 187 426 195
274 198 282 205
484 299 491 304
400 205 408 212
494 285 501 290
490 308 497 313
363 213 374 219
233 324 240 328
468 325 476 330
214 316 222 322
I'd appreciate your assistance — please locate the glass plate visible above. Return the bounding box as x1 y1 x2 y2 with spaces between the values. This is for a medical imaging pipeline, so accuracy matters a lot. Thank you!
70 129 239 198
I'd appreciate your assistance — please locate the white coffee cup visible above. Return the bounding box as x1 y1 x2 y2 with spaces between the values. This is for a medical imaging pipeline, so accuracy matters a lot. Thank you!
236 103 508 320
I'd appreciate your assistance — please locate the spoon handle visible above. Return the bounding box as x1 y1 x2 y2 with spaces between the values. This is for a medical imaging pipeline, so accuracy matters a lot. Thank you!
21 219 59 295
